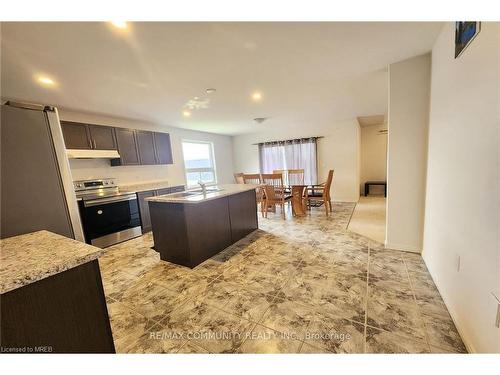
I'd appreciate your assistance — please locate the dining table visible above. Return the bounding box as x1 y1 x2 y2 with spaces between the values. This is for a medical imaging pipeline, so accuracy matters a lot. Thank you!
257 182 324 218
290 185 308 217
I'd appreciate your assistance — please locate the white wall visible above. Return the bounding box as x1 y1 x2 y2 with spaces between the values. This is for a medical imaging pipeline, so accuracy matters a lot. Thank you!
360 123 387 194
386 53 431 252
59 109 234 187
232 120 361 202
423 22 500 353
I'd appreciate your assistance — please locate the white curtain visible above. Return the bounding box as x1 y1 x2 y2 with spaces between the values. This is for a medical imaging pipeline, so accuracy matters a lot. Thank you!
259 138 318 185
259 143 285 174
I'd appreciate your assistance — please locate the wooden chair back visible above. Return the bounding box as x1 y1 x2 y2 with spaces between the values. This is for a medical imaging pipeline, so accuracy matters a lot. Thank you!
323 170 334 199
261 173 286 199
272 169 287 185
262 173 284 188
242 173 262 185
288 169 304 186
234 173 245 184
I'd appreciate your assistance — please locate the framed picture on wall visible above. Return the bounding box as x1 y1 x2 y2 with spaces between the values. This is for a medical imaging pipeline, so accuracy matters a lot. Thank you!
455 22 481 58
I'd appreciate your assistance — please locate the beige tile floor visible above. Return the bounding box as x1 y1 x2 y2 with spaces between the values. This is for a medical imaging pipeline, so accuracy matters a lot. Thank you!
99 202 467 354
348 196 386 244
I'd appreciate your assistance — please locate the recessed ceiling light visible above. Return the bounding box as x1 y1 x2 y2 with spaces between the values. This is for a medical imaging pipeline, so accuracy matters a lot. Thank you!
182 110 191 118
110 21 128 30
205 88 216 94
36 76 56 86
252 92 262 101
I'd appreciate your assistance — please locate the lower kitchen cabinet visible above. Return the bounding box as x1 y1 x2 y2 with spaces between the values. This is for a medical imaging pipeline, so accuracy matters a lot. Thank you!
155 188 171 196
1 260 115 353
137 190 155 233
137 186 185 234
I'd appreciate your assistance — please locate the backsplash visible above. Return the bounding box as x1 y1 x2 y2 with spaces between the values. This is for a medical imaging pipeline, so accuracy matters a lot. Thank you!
68 159 185 186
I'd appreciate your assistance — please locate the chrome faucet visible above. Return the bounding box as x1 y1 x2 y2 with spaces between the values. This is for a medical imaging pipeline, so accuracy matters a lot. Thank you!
198 180 207 195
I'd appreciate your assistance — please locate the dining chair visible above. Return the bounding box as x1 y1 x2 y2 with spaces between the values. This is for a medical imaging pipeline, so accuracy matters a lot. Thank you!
242 174 265 217
288 169 305 186
234 172 245 184
261 173 292 219
242 173 262 185
273 169 288 186
307 170 334 216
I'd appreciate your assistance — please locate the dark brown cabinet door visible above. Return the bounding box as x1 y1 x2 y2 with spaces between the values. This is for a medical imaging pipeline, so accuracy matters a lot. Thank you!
113 128 140 165
136 131 157 165
154 132 173 164
61 121 91 149
137 190 155 233
88 125 116 150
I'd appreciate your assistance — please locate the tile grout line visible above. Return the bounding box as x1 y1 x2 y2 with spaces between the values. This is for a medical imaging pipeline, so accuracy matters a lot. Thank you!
363 244 370 353
345 202 357 231
402 255 432 352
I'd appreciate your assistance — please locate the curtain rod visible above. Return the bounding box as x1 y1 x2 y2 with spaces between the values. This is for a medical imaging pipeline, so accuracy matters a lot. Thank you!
252 136 324 146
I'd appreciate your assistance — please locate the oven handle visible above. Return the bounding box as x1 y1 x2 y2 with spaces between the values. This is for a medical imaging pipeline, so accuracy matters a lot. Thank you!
84 194 137 207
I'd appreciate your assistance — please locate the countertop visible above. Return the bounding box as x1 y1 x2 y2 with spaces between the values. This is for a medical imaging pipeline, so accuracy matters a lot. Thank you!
118 180 171 193
146 184 259 204
0 230 106 294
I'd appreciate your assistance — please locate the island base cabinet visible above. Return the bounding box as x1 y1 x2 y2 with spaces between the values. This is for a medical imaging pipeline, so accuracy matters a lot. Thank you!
150 190 258 268
0 260 115 353
228 189 258 243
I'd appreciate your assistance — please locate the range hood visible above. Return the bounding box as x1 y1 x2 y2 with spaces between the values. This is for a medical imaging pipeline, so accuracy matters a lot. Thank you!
67 149 120 159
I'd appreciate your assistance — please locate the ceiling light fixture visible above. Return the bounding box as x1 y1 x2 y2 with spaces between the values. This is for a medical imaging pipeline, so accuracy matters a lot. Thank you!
110 21 128 30
253 117 268 124
252 92 262 101
182 110 192 118
36 75 56 87
205 88 216 94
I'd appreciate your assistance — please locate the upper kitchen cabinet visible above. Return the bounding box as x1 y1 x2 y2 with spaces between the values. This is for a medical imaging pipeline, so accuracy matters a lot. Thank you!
154 132 173 165
61 121 116 150
111 128 140 166
61 121 91 149
136 131 157 165
87 125 117 150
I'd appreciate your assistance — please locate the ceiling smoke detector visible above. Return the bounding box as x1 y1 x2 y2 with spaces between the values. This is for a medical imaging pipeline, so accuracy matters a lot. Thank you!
253 117 268 124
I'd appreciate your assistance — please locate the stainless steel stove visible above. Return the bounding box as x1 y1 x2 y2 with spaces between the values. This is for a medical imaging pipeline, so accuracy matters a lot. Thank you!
74 178 142 248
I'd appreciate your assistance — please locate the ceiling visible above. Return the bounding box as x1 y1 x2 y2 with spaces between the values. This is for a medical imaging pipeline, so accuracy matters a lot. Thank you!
357 114 386 127
1 22 442 135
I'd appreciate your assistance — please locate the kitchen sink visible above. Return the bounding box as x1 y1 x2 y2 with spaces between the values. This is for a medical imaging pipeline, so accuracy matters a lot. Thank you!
170 192 203 198
169 187 224 198
191 187 225 193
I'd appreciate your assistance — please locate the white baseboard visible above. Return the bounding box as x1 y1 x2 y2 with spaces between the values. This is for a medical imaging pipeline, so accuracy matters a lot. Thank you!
384 241 421 253
421 258 476 353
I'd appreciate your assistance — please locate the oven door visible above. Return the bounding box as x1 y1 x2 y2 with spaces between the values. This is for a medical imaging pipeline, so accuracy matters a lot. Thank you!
80 194 141 247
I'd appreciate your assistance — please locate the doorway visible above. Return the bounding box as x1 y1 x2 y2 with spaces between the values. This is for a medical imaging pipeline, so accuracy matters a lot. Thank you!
349 115 387 244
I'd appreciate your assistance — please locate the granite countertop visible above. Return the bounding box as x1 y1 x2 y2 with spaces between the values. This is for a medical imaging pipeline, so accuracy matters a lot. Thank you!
0 230 106 294
119 180 170 193
146 184 259 204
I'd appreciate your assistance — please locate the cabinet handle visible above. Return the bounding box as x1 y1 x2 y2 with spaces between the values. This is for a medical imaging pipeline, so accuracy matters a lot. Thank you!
93 139 97 149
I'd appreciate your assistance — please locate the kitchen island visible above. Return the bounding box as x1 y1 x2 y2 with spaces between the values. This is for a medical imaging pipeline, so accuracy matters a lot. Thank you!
0 231 115 353
147 184 259 268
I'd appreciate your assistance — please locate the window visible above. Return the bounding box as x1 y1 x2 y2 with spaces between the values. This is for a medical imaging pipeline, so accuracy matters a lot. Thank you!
182 140 217 187
259 137 318 185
